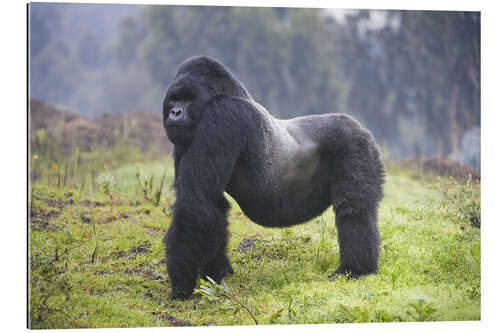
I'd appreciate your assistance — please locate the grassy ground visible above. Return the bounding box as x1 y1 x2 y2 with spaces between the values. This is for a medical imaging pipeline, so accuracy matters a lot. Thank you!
28 160 481 328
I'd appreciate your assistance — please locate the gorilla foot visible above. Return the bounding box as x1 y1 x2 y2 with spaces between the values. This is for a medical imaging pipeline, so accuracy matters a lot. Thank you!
170 289 195 300
327 267 369 281
201 262 234 284
226 263 235 275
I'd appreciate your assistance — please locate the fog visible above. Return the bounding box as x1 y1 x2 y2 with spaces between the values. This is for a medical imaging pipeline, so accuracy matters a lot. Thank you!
29 4 480 169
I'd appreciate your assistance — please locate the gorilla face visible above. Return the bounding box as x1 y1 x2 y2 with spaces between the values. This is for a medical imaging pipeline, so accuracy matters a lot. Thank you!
163 56 253 147
163 80 203 146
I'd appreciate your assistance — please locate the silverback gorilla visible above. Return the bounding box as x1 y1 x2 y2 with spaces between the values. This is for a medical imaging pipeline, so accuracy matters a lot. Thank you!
163 56 384 299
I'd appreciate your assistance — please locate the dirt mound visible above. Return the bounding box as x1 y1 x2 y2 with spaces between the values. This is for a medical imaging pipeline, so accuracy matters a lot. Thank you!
30 99 172 155
30 99 80 130
99 111 169 153
404 157 480 182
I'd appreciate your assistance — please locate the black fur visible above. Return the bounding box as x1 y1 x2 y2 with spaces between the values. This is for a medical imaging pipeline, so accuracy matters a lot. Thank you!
163 56 385 299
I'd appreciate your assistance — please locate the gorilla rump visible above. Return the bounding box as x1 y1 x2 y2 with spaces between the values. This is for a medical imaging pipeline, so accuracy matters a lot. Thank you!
163 56 384 299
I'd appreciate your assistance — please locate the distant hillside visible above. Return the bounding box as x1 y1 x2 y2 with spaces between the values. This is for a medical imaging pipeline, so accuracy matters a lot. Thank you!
29 99 172 155
402 156 480 182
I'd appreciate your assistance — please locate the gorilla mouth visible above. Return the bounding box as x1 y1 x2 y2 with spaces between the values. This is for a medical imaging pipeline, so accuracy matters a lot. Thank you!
166 122 193 129
165 124 195 146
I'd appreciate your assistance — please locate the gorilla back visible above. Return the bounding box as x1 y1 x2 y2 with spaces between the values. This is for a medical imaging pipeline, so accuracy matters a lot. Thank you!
162 55 384 299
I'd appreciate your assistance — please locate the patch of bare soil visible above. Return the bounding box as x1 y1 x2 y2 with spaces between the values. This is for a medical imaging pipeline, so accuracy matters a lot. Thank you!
151 312 193 326
202 321 217 326
30 206 61 232
130 242 152 254
124 266 165 281
112 242 152 259
79 199 105 207
403 157 480 182
237 238 261 252
30 195 81 231
80 210 127 225
470 214 480 229
44 198 76 209
142 224 166 234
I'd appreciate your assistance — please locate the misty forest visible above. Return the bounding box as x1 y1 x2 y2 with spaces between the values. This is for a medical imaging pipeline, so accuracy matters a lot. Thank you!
29 3 480 328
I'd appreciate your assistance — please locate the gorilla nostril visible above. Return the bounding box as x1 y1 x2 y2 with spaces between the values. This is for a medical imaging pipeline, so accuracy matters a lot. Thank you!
171 108 183 118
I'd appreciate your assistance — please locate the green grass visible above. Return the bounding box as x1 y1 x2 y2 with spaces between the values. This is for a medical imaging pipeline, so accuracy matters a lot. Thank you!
28 160 480 328
106 159 175 193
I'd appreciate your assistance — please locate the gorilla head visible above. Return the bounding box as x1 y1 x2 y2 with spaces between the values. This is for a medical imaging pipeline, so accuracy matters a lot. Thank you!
163 57 250 146
162 55 385 299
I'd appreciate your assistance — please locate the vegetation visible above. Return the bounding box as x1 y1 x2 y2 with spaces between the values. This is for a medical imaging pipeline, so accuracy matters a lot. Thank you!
28 146 480 328
29 5 480 161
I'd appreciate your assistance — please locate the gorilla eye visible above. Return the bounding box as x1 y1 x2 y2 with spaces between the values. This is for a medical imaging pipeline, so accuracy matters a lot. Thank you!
170 88 196 102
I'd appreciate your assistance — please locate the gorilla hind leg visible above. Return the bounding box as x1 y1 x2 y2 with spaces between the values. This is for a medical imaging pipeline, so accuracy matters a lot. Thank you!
200 250 234 283
329 206 380 279
328 134 384 278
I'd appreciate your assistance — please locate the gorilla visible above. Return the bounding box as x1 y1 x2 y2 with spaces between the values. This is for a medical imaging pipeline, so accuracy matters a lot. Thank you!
163 56 384 299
